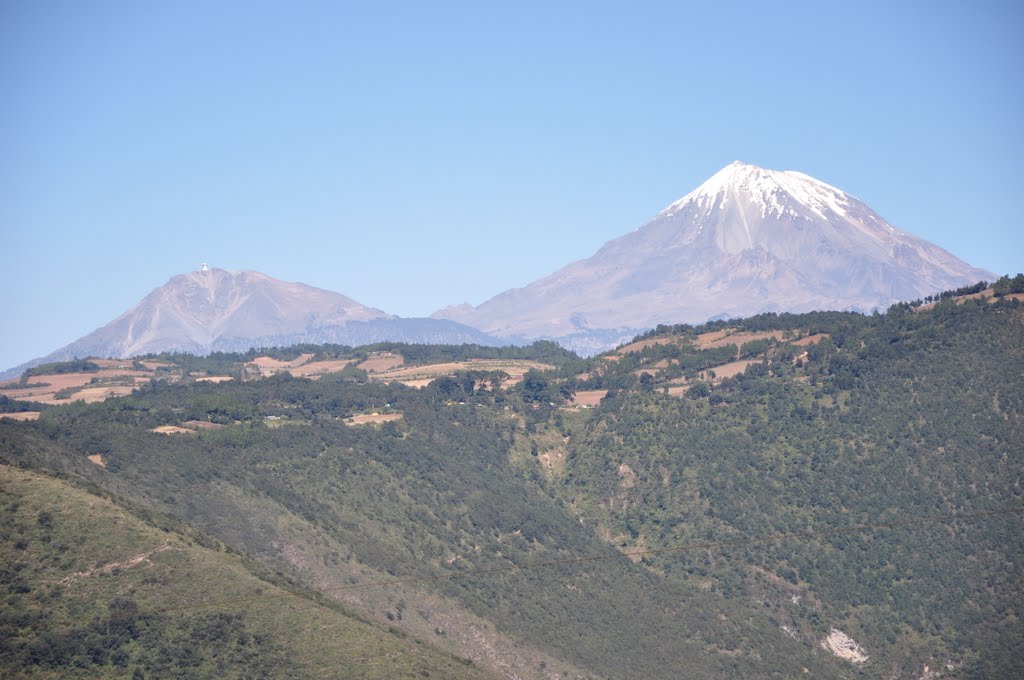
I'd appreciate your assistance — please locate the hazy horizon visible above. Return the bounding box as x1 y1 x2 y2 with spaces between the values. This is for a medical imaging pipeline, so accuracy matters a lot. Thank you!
2 1 1022 368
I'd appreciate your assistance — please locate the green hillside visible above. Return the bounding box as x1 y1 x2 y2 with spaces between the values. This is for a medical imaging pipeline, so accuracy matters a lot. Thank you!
553 293 1024 678
0 464 493 679
1 287 1021 678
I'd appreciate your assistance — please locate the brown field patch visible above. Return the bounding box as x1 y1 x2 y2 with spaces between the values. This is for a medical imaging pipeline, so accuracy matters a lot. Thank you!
346 412 404 425
394 378 434 389
357 353 404 373
286 359 355 378
0 384 55 400
0 411 40 421
183 420 226 430
633 359 671 376
665 385 689 397
87 453 106 467
618 335 687 354
64 386 136 403
251 353 314 370
708 359 759 380
150 425 196 435
571 389 608 406
370 359 554 385
790 333 830 346
194 375 234 383
698 330 783 350
694 329 733 348
0 369 153 404
87 358 134 369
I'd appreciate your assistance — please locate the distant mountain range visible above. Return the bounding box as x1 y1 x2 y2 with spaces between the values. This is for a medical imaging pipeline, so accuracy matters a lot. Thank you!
4 162 996 376
433 161 994 349
1 269 502 380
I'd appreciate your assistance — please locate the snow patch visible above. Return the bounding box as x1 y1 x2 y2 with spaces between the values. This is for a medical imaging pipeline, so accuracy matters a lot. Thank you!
660 161 856 222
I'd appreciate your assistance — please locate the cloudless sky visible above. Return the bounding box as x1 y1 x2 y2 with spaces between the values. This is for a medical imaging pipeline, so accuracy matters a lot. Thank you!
2 0 1022 368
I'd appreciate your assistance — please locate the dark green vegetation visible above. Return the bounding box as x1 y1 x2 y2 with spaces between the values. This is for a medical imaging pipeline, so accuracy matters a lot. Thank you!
22 359 100 380
559 297 1024 678
0 465 494 679
1 284 1021 678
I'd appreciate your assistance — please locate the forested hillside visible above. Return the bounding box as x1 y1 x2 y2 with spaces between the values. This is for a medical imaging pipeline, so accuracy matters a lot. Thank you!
1 287 1021 678
0 465 494 679
556 295 1024 678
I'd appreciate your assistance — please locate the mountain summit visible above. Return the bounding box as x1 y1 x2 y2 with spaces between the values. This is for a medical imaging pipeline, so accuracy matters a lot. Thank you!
3 268 502 377
434 161 994 345
61 268 393 358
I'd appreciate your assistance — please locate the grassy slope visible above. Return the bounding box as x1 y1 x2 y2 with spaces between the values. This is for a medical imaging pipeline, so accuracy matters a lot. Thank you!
0 464 494 680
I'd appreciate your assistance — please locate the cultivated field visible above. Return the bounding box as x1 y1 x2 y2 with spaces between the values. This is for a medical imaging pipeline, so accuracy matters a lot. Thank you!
345 412 404 425
0 411 41 421
570 390 608 407
368 359 555 387
695 329 784 350
357 353 404 373
0 369 154 405
617 335 687 354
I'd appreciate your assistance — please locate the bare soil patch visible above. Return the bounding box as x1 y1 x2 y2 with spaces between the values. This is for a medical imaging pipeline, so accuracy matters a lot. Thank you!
251 353 314 371
64 543 173 583
821 629 869 664
708 359 758 380
618 335 687 354
370 360 554 386
150 425 196 435
183 420 226 430
194 375 234 383
571 390 608 407
790 333 829 346
0 411 40 421
88 358 133 369
357 353 404 373
286 359 355 378
694 329 733 348
346 413 404 425
0 368 153 404
63 386 136 403
87 453 106 467
395 378 434 389
698 330 783 350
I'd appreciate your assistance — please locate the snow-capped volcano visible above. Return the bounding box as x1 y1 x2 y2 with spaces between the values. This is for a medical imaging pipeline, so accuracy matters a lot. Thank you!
434 161 994 347
664 160 860 221
653 161 899 256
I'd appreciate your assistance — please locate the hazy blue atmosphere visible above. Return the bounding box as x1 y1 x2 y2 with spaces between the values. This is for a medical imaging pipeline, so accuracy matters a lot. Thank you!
2 0 1022 369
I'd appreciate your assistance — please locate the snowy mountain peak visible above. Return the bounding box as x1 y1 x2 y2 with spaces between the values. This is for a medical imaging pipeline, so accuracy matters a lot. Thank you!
436 161 993 346
661 161 858 222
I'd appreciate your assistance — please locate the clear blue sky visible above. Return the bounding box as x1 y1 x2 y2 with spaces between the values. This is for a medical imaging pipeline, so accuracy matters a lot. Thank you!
2 1 1022 369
